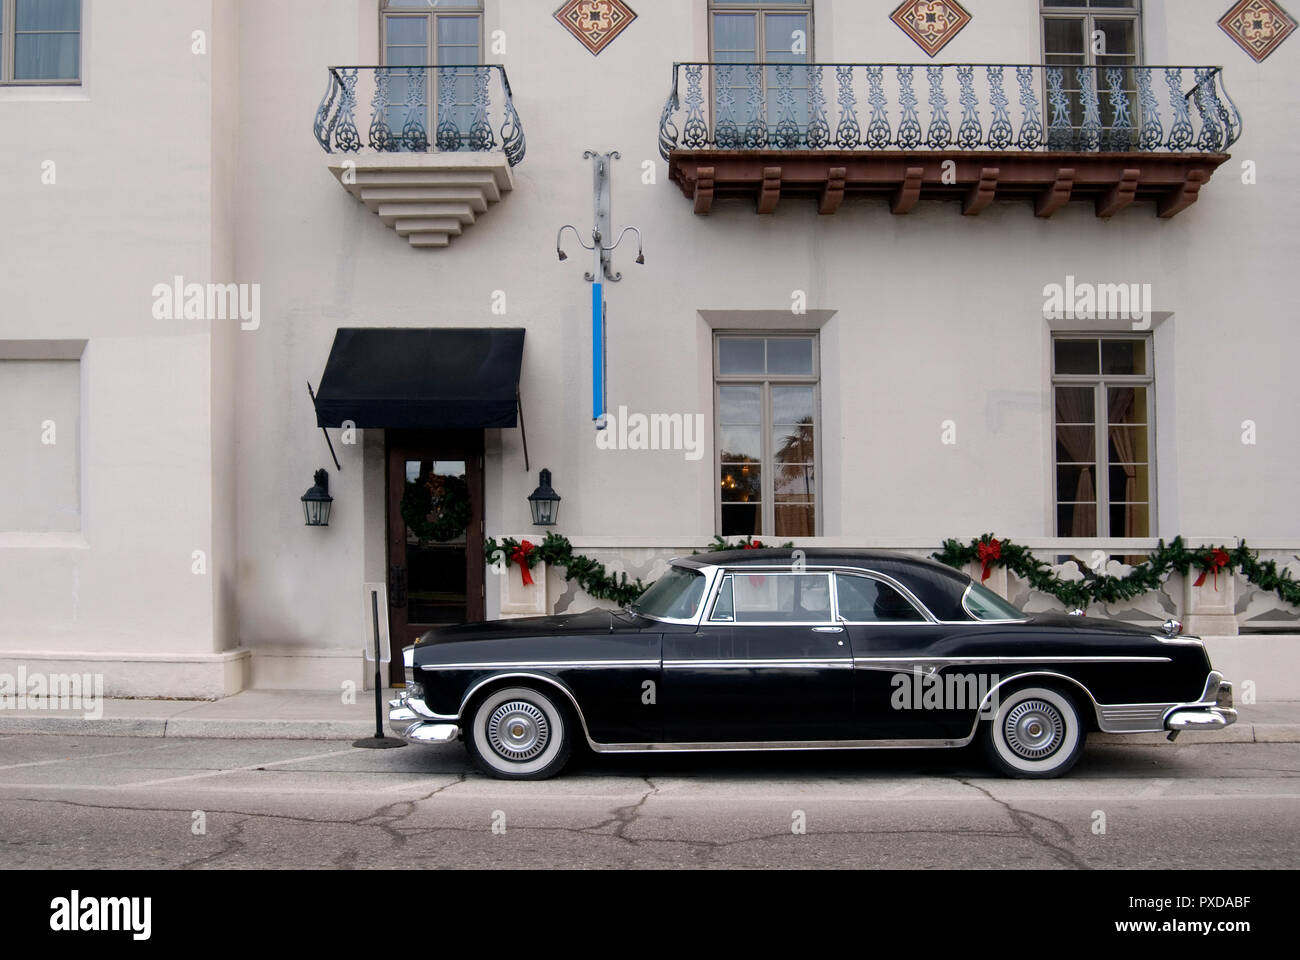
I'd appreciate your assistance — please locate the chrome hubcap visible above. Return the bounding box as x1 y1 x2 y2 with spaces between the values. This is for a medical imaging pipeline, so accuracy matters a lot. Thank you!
487 701 549 761
1003 699 1065 760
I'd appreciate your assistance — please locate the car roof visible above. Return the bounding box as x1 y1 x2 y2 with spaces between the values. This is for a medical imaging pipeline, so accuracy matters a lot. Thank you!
675 548 975 621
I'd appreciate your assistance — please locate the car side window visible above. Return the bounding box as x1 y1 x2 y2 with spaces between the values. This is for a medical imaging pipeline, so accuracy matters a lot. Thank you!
720 572 833 623
835 574 926 622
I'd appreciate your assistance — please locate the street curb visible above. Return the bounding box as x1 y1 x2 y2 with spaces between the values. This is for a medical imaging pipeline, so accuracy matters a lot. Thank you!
0 717 376 740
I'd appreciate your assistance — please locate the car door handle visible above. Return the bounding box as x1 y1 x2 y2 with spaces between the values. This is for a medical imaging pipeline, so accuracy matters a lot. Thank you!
812 626 844 633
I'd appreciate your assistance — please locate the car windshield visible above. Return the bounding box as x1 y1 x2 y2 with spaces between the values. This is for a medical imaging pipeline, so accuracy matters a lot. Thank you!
964 582 1026 621
631 566 706 620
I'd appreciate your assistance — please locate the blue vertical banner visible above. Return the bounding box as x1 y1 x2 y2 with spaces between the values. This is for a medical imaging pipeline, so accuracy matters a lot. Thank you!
592 281 604 424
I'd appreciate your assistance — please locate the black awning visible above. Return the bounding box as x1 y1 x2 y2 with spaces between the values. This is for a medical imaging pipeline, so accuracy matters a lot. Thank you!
313 327 525 429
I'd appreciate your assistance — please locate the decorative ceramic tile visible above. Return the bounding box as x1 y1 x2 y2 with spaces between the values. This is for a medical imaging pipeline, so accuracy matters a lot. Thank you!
889 1 972 58
554 0 637 56
1219 0 1296 62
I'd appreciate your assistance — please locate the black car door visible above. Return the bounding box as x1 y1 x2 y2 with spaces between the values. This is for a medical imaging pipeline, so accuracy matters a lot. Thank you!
662 570 854 743
835 572 980 741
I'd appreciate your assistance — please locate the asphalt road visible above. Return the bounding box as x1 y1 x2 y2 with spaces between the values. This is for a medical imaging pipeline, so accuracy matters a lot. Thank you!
0 734 1296 869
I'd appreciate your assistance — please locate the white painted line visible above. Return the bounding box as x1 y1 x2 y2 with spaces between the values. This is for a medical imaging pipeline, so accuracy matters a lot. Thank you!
0 742 177 772
120 747 362 787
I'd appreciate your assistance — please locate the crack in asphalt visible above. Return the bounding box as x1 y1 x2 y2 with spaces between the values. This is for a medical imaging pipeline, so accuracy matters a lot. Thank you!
179 816 249 870
954 777 1092 869
353 773 468 846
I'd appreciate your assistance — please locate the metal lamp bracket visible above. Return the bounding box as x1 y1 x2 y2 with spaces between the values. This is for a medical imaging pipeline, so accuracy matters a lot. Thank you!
585 149 621 282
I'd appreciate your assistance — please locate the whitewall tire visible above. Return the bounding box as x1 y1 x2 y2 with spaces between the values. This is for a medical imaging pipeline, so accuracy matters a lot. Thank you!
466 685 573 780
983 685 1086 779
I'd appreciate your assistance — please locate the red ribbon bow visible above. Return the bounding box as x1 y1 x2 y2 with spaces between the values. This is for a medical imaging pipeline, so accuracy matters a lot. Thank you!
742 540 764 550
977 538 1002 582
1193 548 1231 590
511 540 536 586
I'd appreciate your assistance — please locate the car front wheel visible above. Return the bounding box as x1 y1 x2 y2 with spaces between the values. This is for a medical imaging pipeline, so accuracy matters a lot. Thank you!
465 685 573 780
983 685 1086 779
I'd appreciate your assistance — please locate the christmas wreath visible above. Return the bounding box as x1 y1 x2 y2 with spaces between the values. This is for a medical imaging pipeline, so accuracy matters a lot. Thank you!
401 471 472 543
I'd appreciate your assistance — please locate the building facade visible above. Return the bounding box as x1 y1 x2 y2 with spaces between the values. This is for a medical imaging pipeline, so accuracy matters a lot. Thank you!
2 0 1298 700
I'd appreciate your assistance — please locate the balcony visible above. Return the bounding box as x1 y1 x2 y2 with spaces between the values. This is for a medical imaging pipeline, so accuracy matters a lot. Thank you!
313 65 525 248
659 63 1241 218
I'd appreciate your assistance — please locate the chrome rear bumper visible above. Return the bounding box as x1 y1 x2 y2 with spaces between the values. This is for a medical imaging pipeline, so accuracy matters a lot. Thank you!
1163 676 1237 736
388 695 460 745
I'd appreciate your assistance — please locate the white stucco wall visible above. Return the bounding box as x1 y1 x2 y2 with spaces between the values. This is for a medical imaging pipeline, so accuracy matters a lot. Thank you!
1 0 1296 694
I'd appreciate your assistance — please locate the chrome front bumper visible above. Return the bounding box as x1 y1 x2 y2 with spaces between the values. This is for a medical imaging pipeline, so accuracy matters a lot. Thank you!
388 694 460 745
1163 675 1237 733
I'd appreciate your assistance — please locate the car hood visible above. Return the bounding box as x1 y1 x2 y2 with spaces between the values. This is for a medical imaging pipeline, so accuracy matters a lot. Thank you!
415 609 649 646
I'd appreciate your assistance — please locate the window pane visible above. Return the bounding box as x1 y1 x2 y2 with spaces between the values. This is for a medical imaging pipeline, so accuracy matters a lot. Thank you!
16 0 79 30
437 16 479 46
718 339 765 375
1056 425 1095 462
711 576 735 620
1095 19 1136 59
774 502 814 537
386 46 427 66
836 576 925 622
1107 386 1146 425
1054 338 1099 375
1109 501 1149 538
720 463 760 503
773 423 814 464
1101 339 1146 375
766 337 813 374
764 13 808 61
14 33 78 79
713 13 757 59
1044 17 1085 57
772 385 814 424
1108 424 1149 465
386 15 428 45
718 384 761 423
1057 502 1097 537
721 503 760 536
1055 387 1095 424
719 425 761 462
1057 465 1096 500
734 574 831 623
774 465 814 498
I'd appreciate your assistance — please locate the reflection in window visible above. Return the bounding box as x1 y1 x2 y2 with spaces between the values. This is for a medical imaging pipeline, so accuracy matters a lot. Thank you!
835 575 925 623
716 335 819 537
727 573 832 623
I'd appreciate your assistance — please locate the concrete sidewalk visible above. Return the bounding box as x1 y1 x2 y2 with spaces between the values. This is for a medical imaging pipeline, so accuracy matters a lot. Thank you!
0 690 1298 743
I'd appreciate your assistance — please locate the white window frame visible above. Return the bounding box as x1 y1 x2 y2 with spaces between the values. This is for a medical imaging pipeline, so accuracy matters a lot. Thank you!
1051 332 1156 538
0 0 82 86
714 332 821 538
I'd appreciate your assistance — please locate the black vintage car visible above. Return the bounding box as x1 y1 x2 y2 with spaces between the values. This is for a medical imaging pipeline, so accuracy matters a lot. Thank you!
389 549 1236 779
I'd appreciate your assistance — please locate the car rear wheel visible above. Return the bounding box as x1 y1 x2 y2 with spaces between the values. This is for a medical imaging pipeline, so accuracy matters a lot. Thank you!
983 685 1086 779
465 685 573 780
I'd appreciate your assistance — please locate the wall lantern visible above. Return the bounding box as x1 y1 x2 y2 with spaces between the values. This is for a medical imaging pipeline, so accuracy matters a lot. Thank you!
527 469 561 526
301 469 334 527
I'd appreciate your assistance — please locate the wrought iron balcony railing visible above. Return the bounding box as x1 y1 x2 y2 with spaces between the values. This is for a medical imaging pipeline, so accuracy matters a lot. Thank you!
314 64 525 166
659 62 1241 159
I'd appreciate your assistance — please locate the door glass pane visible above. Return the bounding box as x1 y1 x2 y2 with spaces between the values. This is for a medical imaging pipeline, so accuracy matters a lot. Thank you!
733 573 831 622
1056 386 1096 423
403 459 468 624
836 576 925 622
1057 502 1097 537
1107 386 1146 425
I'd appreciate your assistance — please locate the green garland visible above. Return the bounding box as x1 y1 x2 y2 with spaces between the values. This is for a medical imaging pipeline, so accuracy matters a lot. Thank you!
485 532 647 607
933 533 1300 610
